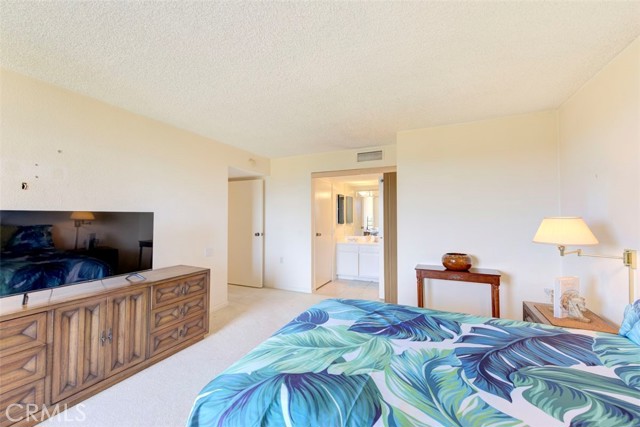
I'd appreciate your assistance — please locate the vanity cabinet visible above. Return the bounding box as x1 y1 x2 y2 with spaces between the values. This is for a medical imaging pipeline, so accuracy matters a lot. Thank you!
358 245 380 279
336 243 380 281
0 265 209 427
336 244 359 277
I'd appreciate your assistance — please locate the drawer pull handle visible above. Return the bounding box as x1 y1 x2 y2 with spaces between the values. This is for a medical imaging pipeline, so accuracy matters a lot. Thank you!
181 286 187 296
107 328 113 343
100 331 107 346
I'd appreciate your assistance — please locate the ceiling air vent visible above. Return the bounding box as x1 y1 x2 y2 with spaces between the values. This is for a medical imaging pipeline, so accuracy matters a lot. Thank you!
357 150 383 162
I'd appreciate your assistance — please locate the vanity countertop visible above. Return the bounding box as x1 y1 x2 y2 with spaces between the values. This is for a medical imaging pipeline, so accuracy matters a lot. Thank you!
339 237 379 245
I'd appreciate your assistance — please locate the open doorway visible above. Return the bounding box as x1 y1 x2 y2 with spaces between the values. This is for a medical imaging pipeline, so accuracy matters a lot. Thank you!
311 167 397 302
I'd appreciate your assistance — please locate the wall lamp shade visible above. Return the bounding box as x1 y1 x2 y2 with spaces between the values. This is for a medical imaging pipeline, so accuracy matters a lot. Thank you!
70 211 95 221
533 217 599 247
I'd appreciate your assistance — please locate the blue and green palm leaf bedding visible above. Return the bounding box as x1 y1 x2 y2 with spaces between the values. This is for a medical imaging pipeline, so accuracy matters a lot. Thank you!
0 249 111 296
187 299 640 427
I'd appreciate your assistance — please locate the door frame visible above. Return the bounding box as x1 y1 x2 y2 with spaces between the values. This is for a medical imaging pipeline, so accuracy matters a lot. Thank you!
311 166 397 302
382 172 397 304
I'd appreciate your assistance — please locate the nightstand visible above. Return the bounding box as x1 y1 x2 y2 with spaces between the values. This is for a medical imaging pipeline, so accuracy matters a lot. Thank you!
522 301 618 334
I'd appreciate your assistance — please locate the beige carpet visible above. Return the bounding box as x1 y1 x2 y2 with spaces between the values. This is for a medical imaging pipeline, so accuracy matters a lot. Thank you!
40 282 378 426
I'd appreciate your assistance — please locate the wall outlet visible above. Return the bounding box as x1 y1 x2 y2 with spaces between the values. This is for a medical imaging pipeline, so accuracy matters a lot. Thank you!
204 247 213 257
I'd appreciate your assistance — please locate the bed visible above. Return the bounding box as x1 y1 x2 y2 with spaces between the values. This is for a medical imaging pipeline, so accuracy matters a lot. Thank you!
0 224 111 297
187 298 640 427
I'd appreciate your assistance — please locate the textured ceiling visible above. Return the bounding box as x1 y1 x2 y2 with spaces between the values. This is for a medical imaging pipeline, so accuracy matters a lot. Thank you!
1 1 639 158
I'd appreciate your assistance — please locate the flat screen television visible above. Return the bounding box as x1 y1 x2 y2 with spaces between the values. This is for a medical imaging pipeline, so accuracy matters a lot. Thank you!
0 210 154 298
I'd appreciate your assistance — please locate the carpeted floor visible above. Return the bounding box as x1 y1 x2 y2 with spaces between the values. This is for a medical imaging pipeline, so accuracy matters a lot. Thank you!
40 282 378 426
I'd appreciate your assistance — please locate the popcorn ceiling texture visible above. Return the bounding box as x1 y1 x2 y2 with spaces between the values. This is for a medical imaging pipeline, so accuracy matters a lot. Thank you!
1 1 639 158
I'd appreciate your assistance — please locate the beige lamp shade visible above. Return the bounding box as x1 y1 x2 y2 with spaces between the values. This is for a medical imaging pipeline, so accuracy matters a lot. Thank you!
533 217 598 246
70 211 95 221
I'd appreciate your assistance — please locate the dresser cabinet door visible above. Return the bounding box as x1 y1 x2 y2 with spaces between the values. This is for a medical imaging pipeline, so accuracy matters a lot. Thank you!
51 298 106 403
105 289 148 377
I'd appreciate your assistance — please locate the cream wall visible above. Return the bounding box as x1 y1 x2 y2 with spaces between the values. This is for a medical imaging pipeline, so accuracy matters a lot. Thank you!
558 37 640 323
3 35 637 326
0 69 269 315
396 111 560 320
264 148 395 292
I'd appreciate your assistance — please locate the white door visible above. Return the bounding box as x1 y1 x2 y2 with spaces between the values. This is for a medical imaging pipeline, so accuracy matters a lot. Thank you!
313 178 333 289
228 180 264 287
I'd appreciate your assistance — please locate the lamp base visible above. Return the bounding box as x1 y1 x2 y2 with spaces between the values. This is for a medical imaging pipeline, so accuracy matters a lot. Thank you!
74 225 80 250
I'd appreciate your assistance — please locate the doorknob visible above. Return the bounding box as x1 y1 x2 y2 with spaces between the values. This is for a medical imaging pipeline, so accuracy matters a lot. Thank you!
254 232 263 237
316 233 321 237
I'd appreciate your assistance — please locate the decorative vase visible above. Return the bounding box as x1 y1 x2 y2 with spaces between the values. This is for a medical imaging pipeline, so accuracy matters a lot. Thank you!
442 253 472 271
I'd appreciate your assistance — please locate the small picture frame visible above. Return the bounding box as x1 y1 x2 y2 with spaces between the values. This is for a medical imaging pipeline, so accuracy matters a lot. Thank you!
553 276 580 318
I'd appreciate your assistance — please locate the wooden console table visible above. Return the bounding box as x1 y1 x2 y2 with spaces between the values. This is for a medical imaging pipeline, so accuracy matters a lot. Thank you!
416 264 502 318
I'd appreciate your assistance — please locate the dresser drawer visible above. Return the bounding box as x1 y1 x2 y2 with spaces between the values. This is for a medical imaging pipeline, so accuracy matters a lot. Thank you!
0 346 47 395
0 312 47 357
181 315 207 342
150 294 207 332
148 313 207 358
0 379 45 427
148 325 181 358
151 274 207 308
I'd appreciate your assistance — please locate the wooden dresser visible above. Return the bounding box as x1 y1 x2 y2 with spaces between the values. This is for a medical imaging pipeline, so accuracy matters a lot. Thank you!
0 265 210 426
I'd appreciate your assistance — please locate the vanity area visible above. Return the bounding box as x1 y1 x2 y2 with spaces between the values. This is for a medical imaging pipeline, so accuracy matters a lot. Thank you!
333 184 382 283
336 237 380 281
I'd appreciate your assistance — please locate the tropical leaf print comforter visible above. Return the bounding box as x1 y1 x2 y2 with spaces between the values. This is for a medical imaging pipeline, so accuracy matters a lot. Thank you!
187 299 640 427
0 249 111 296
